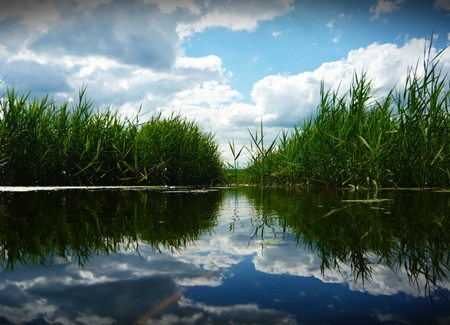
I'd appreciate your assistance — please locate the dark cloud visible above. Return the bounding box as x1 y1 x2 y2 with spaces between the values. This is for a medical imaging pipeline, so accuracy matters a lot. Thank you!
0 60 72 94
0 15 30 50
0 284 28 308
29 275 179 324
29 0 181 70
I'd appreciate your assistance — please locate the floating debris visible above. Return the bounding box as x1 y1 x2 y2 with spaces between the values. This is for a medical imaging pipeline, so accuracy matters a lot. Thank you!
341 199 393 203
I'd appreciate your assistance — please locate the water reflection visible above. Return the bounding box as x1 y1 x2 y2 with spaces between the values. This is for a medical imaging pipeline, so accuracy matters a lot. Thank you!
0 190 222 269
240 187 450 297
0 187 449 324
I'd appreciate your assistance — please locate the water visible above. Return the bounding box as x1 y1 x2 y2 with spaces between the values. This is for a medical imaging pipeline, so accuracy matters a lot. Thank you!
0 187 449 325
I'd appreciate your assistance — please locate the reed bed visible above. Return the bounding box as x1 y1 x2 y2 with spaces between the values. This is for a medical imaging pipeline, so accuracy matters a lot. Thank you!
243 45 450 188
0 88 223 186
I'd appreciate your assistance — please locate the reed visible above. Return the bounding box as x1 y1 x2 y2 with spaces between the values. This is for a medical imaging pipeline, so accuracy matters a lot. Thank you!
245 119 279 186
244 43 450 188
135 112 222 185
224 137 245 185
0 87 223 186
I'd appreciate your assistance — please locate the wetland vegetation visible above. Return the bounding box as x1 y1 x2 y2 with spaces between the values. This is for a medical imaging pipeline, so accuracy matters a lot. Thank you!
233 45 450 189
1 43 449 189
0 89 222 186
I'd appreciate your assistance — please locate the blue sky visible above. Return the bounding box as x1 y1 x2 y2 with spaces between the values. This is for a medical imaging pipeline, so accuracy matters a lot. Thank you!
0 0 449 163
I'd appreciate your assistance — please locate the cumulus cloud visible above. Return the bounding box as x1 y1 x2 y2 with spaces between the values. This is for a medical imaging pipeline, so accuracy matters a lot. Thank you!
0 59 72 94
149 37 449 164
175 55 224 71
0 0 295 145
233 37 448 131
370 0 405 20
29 3 181 70
175 0 295 39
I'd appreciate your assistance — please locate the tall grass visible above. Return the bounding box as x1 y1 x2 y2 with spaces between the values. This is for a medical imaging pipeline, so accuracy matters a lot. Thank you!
135 112 222 185
244 119 279 186
244 44 450 188
0 87 223 186
224 137 245 185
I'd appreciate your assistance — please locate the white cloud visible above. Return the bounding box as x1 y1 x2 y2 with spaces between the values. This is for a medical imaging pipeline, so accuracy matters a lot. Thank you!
272 31 282 37
333 33 342 43
245 37 446 125
0 299 57 325
434 0 450 10
326 19 335 29
213 37 450 162
174 55 224 71
170 81 242 109
176 0 295 39
370 0 405 20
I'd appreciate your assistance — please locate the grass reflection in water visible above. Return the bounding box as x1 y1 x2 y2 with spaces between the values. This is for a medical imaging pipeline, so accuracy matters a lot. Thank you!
238 187 450 301
0 189 223 270
0 187 449 305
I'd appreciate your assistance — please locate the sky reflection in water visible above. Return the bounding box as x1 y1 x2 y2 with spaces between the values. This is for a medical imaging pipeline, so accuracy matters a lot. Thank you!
0 188 449 325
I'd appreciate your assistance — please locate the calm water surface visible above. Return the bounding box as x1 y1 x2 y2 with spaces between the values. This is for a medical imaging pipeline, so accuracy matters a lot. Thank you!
0 187 449 325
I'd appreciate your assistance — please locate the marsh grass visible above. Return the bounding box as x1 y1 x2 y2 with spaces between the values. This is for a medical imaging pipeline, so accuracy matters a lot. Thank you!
244 119 279 186
0 87 223 186
244 43 450 188
224 137 245 185
136 112 222 185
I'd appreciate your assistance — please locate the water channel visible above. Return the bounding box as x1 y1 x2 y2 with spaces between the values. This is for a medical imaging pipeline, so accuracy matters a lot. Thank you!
0 186 449 325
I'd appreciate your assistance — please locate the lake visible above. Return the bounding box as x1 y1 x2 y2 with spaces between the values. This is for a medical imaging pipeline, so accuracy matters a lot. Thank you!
0 186 449 325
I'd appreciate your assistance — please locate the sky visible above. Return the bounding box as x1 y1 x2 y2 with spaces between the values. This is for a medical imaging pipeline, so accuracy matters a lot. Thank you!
1 0 450 164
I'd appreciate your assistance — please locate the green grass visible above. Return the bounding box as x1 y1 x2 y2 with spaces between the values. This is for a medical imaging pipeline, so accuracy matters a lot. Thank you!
1 40 449 188
242 42 450 188
0 87 223 186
